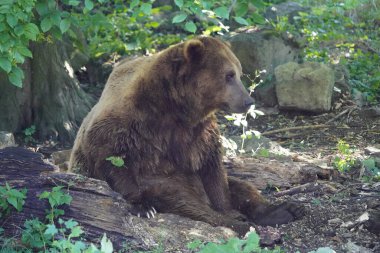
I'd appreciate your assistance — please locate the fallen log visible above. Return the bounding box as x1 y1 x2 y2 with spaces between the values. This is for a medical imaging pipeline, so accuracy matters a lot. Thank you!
0 147 235 251
0 147 333 251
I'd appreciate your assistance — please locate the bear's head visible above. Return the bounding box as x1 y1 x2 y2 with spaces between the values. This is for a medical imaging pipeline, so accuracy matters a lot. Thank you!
177 37 254 116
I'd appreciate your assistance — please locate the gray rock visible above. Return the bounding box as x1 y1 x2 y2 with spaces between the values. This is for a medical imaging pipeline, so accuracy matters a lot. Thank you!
342 241 373 253
0 131 16 149
51 149 72 171
226 29 301 107
265 2 310 22
364 146 380 156
229 135 291 159
275 62 335 112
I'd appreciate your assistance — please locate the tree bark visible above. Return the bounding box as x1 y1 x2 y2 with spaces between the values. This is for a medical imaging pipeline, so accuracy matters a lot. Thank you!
0 40 93 144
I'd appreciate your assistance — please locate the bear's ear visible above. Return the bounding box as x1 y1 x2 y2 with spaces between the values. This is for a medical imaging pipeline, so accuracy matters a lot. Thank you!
183 39 205 62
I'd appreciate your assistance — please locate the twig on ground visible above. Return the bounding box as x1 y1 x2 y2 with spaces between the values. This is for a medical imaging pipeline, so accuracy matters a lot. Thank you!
262 125 330 136
326 108 350 124
274 182 323 197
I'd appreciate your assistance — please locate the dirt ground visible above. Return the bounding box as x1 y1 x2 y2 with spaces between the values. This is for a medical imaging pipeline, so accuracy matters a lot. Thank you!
18 96 380 252
242 104 380 253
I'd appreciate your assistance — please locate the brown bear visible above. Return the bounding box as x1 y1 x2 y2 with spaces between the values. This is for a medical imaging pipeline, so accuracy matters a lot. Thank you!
69 37 303 235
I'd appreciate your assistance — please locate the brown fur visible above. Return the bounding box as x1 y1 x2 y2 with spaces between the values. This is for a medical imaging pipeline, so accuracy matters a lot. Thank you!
69 37 303 235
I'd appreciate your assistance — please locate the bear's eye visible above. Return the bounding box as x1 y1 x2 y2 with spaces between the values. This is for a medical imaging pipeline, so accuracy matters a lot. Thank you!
225 72 235 83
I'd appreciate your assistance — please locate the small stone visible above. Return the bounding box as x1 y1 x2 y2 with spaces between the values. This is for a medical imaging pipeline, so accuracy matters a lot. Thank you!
0 131 16 149
342 241 373 253
364 146 380 157
328 218 343 226
51 149 72 166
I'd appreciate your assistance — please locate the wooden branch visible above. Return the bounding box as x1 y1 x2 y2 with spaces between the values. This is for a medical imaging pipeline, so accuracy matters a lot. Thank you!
262 124 330 136
274 182 322 197
326 108 350 124
274 182 337 197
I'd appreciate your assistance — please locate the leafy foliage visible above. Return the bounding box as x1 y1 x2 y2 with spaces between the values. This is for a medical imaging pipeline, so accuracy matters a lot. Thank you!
273 0 380 103
0 0 270 87
0 182 27 218
0 0 108 86
223 72 264 156
188 231 284 253
361 158 380 182
333 140 355 172
22 125 36 143
0 185 116 252
171 0 267 34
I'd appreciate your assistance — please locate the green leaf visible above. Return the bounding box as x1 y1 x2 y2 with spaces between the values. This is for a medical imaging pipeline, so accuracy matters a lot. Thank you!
363 159 376 170
187 239 202 250
6 14 17 27
0 57 12 73
18 47 33 58
214 6 229 19
0 23 6 32
50 11 61 26
40 17 52 32
106 156 125 167
69 226 83 238
85 0 94 11
36 2 48 16
234 16 249 25
250 0 266 9
68 0 80 6
174 0 183 8
184 21 196 33
235 3 248 17
6 196 18 210
60 19 71 33
9 67 24 87
243 232 260 252
60 193 72 205
172 13 187 23
14 51 25 64
0 0 14 5
45 224 58 236
251 13 266 24
24 23 40 40
14 25 24 36
130 0 139 9
38 191 50 199
140 3 151 15
64 219 78 229
100 234 113 253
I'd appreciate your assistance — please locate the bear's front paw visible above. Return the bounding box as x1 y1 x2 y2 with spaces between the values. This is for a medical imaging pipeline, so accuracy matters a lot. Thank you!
130 205 157 219
254 202 305 227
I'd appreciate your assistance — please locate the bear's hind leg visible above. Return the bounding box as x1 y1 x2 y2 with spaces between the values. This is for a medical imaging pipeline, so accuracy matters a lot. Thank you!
141 174 251 236
228 177 304 226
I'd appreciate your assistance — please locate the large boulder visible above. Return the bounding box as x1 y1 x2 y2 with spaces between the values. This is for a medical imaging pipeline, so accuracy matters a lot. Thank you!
275 62 335 112
264 2 310 22
227 29 301 107
0 131 16 149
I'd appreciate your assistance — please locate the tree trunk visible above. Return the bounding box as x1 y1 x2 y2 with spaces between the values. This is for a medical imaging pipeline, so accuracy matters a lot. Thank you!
0 40 93 144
